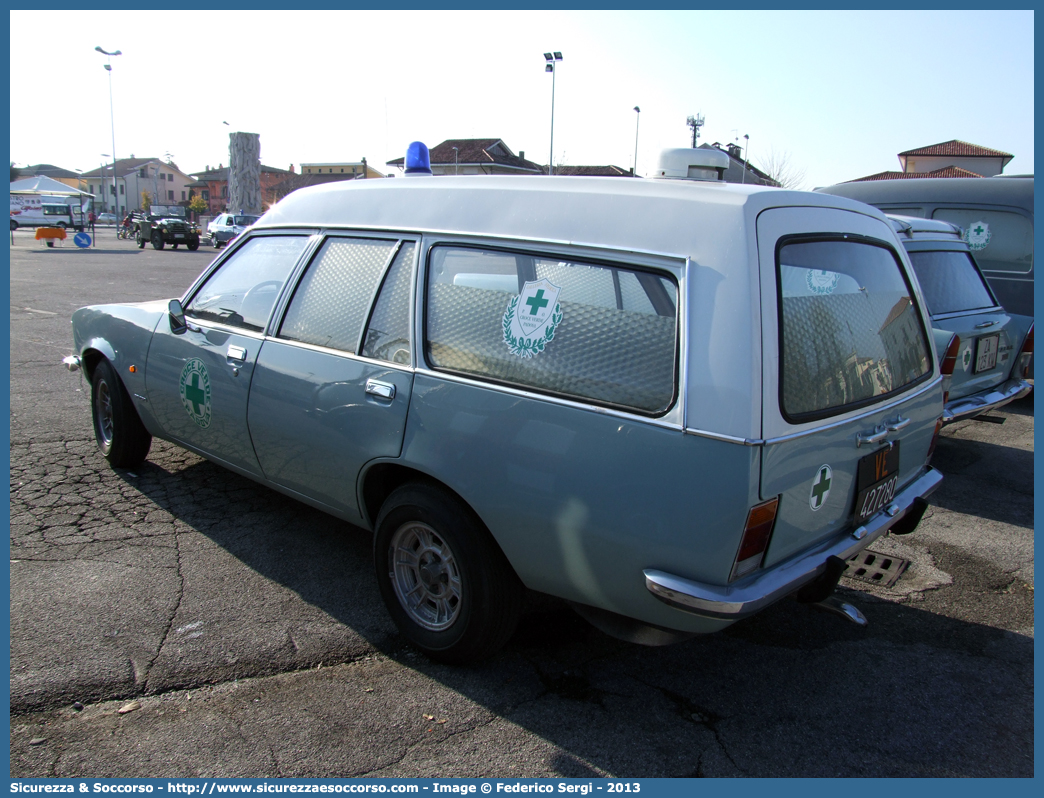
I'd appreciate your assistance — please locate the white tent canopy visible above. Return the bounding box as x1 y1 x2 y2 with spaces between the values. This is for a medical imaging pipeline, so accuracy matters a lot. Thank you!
10 175 93 197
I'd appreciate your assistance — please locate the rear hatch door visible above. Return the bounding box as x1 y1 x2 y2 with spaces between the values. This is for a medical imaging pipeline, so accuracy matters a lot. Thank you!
756 207 942 568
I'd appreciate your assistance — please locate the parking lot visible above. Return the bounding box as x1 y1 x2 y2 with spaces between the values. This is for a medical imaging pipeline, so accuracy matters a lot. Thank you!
9 229 1034 778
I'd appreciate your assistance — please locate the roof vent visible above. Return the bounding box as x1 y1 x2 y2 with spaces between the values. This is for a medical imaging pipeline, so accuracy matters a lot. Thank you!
653 148 728 182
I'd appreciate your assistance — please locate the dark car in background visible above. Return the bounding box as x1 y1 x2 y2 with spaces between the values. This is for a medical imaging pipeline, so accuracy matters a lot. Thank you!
889 215 1032 423
818 176 1034 319
135 204 202 251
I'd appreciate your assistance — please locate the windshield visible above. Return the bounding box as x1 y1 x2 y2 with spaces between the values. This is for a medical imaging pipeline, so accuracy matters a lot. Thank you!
233 216 259 226
151 205 187 218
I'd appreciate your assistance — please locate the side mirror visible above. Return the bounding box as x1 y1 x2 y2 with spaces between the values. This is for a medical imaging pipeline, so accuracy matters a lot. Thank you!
168 299 187 334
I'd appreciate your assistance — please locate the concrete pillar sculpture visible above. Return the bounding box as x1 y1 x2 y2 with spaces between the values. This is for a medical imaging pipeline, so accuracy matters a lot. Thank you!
228 131 262 215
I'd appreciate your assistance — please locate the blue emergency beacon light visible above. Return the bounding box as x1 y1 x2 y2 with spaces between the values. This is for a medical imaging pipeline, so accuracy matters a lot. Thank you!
405 141 432 176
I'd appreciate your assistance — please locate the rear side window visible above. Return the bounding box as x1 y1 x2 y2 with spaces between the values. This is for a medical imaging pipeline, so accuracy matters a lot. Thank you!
426 245 678 414
932 208 1033 274
907 250 996 315
279 237 398 353
777 238 932 421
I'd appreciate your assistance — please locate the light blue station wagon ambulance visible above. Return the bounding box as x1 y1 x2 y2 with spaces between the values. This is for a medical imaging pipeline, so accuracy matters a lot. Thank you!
65 147 947 662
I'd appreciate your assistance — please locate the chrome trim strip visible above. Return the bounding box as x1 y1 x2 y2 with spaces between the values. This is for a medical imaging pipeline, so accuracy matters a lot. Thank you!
761 376 943 446
411 367 683 431
943 378 1032 424
184 319 267 341
256 224 694 267
644 467 944 619
682 376 943 447
682 428 763 446
258 335 416 375
931 307 1003 322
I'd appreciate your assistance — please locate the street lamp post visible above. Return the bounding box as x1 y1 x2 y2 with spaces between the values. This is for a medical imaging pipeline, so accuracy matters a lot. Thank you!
633 106 640 176
543 51 562 176
100 155 112 214
742 134 750 184
95 47 122 214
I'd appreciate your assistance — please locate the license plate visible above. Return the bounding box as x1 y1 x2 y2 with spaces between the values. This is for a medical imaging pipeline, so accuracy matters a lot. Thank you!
854 440 900 523
174 233 185 238
974 334 999 373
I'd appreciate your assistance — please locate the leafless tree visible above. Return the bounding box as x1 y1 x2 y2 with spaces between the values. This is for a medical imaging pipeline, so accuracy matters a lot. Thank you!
755 148 808 190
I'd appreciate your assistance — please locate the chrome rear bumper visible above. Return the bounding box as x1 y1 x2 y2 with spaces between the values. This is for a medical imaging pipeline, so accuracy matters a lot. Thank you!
943 378 1032 424
644 467 943 620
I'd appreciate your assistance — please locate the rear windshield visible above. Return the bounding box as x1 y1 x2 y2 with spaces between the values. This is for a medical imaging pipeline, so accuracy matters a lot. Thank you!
777 238 932 422
907 250 995 315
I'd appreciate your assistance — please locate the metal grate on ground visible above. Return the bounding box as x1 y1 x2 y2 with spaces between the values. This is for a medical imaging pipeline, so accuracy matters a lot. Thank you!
845 549 910 588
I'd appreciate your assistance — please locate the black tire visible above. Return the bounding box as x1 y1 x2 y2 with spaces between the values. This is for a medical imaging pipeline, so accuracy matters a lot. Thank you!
172 243 179 250
56 222 67 229
10 220 17 231
136 229 145 249
46 240 54 248
374 484 523 664
152 232 164 250
212 236 222 248
186 239 199 251
91 359 152 468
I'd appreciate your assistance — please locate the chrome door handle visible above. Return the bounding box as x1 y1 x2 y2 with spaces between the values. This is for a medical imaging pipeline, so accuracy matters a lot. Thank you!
227 345 247 362
856 424 889 447
974 321 997 329
365 379 396 400
886 415 910 432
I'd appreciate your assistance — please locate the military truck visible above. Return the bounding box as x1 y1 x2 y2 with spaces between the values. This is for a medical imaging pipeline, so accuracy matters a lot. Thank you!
135 204 201 251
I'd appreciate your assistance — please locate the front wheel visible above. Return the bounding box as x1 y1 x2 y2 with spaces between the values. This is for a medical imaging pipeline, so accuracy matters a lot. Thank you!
186 239 200 251
374 484 523 664
10 220 17 231
152 232 164 250
91 359 152 468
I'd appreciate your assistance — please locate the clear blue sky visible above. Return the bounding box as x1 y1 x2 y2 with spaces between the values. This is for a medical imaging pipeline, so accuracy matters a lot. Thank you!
9 10 1034 187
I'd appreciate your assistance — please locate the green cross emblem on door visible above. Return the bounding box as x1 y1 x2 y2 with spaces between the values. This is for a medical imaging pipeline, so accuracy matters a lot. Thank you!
179 358 212 429
810 465 832 511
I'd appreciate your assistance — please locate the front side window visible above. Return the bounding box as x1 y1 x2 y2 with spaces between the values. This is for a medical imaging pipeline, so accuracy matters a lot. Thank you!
426 245 678 414
907 250 996 315
279 237 399 353
778 238 931 421
187 235 310 332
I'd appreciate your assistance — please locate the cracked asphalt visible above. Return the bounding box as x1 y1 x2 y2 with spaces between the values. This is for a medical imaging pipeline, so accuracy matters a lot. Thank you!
9 230 1034 777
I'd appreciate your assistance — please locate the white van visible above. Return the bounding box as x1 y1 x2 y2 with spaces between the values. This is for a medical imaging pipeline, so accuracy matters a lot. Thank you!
10 194 85 231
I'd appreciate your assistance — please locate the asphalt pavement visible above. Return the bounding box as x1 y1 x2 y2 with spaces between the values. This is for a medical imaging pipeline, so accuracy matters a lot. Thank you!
8 229 1034 777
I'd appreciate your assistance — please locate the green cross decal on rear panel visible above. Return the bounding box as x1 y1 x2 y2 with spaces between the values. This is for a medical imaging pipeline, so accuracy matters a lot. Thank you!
810 466 832 510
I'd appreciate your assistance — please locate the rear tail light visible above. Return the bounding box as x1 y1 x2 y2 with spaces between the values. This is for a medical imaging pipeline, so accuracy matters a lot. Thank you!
730 497 779 581
940 333 961 404
926 417 944 463
1014 323 1034 378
